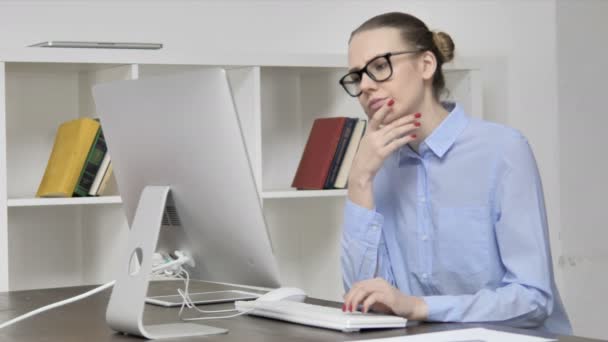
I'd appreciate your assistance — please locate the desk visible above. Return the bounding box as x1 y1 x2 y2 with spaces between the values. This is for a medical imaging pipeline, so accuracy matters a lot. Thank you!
0 281 603 342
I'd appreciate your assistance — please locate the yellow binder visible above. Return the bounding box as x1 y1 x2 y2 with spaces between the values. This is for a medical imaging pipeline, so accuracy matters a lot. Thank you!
36 118 101 197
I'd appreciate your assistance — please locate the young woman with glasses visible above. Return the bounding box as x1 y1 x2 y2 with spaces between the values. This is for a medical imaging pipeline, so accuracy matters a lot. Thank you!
339 12 571 335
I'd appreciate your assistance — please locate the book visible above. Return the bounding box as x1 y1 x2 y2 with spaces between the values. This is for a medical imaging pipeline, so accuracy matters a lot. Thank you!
73 124 108 197
36 118 101 197
333 119 367 189
96 162 114 196
324 117 357 189
291 117 348 190
88 152 111 196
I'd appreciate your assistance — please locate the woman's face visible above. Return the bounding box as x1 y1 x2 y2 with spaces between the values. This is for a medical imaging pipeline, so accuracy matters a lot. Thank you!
348 27 433 124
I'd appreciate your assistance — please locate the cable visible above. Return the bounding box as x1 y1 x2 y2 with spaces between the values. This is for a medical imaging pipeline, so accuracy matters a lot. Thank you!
0 280 116 330
151 255 188 276
0 253 191 330
180 309 254 321
173 266 257 322
176 268 238 315
179 268 237 313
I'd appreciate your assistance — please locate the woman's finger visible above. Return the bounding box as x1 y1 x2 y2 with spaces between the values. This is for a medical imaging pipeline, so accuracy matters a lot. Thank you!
362 292 384 313
380 112 421 136
382 123 419 147
343 284 363 311
347 282 377 312
349 287 371 312
368 99 394 132
343 281 366 308
383 133 418 154
381 108 420 126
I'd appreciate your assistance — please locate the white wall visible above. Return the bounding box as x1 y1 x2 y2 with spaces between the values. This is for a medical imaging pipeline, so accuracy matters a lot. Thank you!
0 0 580 335
557 0 608 340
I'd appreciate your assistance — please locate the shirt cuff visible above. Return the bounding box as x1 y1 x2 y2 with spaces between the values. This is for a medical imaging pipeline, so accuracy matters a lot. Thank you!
422 295 458 322
343 198 384 244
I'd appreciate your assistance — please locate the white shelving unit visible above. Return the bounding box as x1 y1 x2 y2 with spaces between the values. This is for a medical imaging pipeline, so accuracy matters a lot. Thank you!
0 48 481 301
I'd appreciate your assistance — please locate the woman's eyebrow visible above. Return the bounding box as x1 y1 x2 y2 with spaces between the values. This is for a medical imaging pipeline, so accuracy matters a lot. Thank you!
348 52 385 73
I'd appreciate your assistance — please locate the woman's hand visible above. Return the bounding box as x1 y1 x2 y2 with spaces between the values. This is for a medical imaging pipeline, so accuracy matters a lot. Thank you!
342 277 428 321
347 99 420 208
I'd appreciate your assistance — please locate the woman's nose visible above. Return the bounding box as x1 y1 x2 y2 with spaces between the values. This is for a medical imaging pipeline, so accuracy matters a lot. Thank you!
359 72 377 93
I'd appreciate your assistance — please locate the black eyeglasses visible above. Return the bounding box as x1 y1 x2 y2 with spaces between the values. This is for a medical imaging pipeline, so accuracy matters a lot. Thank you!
339 50 421 97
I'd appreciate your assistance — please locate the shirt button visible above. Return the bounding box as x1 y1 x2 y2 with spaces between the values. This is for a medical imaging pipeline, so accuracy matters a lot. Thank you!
419 197 426 203
422 273 428 279
370 224 379 231
421 235 428 241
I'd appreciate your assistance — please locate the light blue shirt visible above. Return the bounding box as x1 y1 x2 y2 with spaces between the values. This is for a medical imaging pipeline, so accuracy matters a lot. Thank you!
341 103 572 335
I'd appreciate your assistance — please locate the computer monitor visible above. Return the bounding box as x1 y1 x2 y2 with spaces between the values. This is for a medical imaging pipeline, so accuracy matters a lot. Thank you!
92 68 281 339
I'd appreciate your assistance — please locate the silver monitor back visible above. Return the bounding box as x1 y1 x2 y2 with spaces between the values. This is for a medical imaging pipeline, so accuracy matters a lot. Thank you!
92 68 281 288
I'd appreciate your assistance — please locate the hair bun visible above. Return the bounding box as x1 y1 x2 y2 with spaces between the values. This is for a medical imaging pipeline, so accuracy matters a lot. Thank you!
432 31 455 63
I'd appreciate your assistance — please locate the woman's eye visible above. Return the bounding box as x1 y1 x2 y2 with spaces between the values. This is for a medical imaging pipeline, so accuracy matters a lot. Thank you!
372 61 388 72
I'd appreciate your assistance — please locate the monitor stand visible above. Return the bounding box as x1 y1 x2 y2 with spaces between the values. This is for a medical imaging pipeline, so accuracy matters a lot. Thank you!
105 186 228 339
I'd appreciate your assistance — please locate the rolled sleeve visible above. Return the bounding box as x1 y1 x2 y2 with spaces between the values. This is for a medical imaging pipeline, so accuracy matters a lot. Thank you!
341 198 386 290
343 198 384 244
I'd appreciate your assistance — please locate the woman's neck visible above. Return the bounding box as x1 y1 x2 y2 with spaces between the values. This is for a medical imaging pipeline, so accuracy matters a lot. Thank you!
409 99 450 152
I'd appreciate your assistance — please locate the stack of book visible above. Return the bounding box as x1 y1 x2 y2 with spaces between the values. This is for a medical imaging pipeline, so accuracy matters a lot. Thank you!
291 117 367 190
36 117 114 198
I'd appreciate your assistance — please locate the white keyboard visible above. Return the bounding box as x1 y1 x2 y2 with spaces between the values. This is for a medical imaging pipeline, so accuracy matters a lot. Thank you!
235 299 407 332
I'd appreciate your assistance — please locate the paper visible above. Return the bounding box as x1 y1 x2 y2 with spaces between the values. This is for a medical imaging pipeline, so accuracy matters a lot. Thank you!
351 328 556 342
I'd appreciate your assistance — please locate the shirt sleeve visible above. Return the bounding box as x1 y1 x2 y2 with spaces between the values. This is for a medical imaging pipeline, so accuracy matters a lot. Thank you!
341 198 395 292
422 134 556 329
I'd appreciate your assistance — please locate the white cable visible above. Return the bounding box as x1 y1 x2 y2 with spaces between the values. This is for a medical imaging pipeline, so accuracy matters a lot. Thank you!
0 280 115 330
177 270 254 320
176 268 237 316
152 255 188 274
180 309 254 321
0 253 191 330
177 268 236 314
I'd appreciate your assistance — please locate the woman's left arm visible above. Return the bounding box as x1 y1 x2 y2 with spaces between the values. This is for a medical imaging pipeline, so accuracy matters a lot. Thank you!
423 134 556 328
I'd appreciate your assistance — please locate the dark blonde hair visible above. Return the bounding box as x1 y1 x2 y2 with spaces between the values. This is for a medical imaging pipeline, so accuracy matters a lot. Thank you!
350 12 455 99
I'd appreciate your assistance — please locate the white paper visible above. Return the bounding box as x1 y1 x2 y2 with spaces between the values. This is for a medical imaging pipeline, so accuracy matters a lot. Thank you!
351 328 556 342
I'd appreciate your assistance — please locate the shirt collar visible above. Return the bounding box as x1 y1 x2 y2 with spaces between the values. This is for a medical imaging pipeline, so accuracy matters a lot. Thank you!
398 102 469 162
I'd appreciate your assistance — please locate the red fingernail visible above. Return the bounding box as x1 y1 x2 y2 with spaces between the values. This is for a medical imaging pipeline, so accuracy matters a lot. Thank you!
415 113 421 118
387 99 394 106
342 304 346 312
411 134 417 138
414 122 421 127
349 304 353 312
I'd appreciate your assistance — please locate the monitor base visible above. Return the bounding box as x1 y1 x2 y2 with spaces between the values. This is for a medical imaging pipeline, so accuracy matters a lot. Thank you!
105 186 228 339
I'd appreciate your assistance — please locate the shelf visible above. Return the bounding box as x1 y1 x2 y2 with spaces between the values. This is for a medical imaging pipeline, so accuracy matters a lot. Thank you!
7 196 122 207
261 189 347 199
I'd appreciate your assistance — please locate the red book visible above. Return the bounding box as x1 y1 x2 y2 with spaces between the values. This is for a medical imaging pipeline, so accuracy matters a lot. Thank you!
291 117 348 190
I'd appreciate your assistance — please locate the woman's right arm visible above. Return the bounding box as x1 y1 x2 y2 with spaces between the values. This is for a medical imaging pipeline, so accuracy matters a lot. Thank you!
341 197 394 291
341 100 419 291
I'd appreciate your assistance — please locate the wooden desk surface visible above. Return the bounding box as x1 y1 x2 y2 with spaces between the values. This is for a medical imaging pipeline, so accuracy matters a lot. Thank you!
0 281 603 342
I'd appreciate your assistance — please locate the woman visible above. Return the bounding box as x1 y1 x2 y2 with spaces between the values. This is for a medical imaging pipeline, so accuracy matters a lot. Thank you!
339 12 571 335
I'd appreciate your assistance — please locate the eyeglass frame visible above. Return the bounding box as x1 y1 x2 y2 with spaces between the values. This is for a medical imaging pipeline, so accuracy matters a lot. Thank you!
339 49 422 97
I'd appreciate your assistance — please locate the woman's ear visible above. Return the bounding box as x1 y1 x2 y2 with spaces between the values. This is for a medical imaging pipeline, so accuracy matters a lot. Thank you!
419 51 437 81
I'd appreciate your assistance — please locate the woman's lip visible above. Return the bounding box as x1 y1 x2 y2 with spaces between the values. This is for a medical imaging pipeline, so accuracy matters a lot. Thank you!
368 98 386 112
